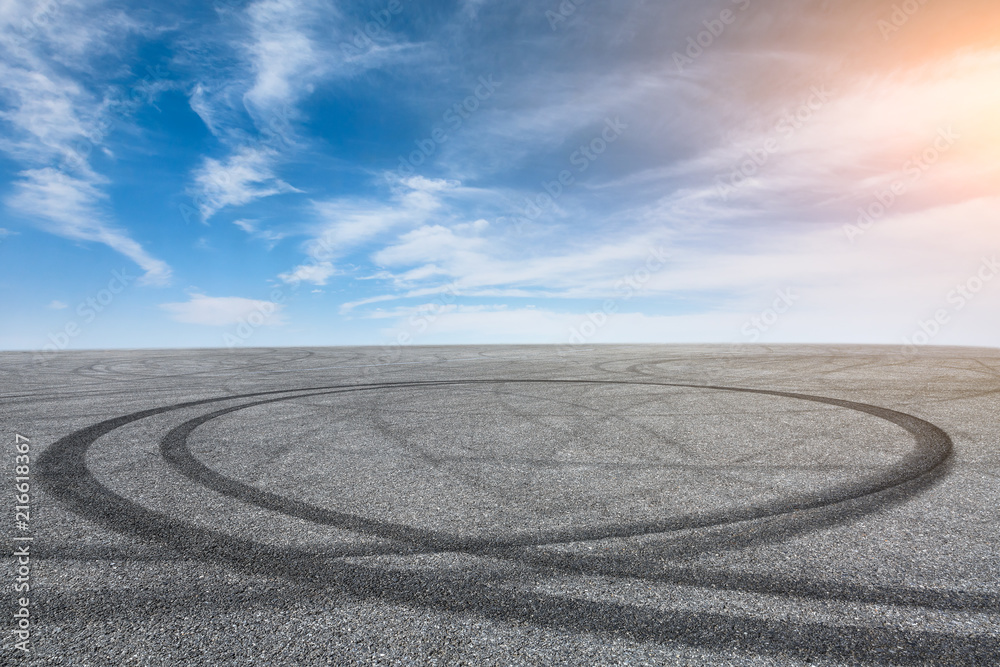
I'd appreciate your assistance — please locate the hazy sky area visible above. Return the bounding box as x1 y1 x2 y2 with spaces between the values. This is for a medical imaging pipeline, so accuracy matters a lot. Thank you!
1 0 998 352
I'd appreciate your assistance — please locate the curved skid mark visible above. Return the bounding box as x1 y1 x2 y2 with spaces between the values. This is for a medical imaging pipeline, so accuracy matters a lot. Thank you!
42 379 951 552
36 379 986 664
160 381 951 550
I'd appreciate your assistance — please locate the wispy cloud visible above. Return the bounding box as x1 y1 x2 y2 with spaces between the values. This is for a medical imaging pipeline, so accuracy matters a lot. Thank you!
4 0 999 350
183 0 423 220
192 146 300 220
359 218 672 302
278 261 336 286
374 305 742 345
181 0 331 218
6 169 171 284
278 175 458 286
233 218 287 246
160 293 286 326
241 0 335 117
0 0 172 282
697 50 999 217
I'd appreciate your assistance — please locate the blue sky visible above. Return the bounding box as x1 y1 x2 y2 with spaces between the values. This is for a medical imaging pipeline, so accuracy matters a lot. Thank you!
1 0 999 353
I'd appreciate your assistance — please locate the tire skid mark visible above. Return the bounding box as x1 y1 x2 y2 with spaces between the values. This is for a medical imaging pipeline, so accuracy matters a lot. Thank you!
38 379 995 664
42 379 951 551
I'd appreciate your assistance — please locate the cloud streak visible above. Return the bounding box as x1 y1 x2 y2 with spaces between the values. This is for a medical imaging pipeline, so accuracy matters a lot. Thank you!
0 0 172 283
160 293 286 326
192 146 300 220
7 169 171 284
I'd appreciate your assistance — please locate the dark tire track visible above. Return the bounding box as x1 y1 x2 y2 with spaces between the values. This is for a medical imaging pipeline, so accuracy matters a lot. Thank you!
36 378 992 664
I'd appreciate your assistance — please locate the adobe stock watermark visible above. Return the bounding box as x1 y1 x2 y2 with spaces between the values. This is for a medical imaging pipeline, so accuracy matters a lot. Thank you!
10 0 63 39
716 84 833 201
561 247 670 349
384 285 460 350
878 0 932 40
395 75 502 179
731 288 799 352
33 269 134 364
673 0 753 72
342 285 462 380
223 288 288 348
901 256 999 355
11 433 33 655
545 0 588 31
843 126 959 243
339 0 412 57
500 117 628 234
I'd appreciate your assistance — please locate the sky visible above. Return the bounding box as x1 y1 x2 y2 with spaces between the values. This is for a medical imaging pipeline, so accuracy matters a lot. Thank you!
1 0 998 353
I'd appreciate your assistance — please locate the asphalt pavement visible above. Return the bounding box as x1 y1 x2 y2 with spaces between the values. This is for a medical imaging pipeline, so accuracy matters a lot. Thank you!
2 344 998 665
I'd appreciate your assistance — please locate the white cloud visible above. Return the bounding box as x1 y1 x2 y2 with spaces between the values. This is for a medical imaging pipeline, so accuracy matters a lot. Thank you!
641 48 1000 223
242 0 331 115
0 61 94 167
308 176 457 256
346 187 1000 353
183 0 427 219
367 303 504 320
0 1 172 283
278 261 336 286
277 176 459 286
372 224 485 267
233 218 287 246
364 221 671 301
192 146 300 220
188 83 225 137
182 0 335 218
376 306 743 346
6 169 171 285
160 293 286 326
48 300 68 310
435 67 667 181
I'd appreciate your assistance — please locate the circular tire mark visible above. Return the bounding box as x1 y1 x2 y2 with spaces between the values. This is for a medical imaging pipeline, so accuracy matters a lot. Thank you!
41 380 952 554
37 379 1000 665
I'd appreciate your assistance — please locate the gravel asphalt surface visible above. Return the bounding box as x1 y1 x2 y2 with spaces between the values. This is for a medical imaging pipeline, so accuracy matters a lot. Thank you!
1 344 998 665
